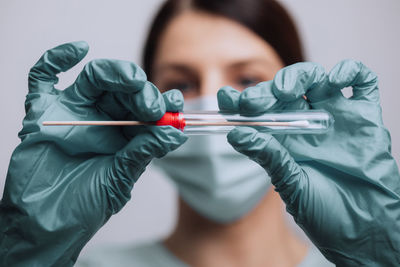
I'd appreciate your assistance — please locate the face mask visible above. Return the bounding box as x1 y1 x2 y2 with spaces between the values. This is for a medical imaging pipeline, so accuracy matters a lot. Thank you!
153 96 272 223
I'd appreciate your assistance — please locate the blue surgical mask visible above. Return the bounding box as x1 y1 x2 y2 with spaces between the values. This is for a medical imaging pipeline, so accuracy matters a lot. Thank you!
154 96 271 223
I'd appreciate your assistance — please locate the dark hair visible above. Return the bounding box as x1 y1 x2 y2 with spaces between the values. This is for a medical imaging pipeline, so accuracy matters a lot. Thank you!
143 0 305 81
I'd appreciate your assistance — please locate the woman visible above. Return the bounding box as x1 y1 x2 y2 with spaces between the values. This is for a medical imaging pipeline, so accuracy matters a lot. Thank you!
134 0 330 266
1 0 399 266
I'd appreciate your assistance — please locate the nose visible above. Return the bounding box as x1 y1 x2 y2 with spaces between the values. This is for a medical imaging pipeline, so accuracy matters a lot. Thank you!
198 69 226 97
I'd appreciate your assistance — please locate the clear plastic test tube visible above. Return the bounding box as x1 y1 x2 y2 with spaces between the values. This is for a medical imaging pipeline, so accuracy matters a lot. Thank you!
43 110 334 135
174 110 333 135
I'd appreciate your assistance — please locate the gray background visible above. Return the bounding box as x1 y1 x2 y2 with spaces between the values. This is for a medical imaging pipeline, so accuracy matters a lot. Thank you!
0 0 399 253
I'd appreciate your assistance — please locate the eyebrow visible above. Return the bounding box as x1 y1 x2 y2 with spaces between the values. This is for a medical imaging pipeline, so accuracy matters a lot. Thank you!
227 58 277 69
154 64 197 76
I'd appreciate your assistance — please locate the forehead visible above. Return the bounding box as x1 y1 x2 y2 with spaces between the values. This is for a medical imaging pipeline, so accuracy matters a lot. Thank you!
154 10 283 68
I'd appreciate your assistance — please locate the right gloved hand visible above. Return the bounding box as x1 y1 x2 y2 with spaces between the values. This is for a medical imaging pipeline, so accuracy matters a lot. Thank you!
218 60 400 266
0 41 187 266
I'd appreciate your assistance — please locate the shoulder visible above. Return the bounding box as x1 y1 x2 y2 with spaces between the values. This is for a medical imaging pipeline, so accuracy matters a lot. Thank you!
297 245 335 267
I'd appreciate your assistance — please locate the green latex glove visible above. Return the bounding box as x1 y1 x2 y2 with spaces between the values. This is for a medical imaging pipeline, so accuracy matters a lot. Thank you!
218 60 400 266
0 42 187 266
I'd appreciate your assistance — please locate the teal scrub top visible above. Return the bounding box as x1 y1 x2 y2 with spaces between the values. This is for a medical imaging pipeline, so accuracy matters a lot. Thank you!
76 241 334 266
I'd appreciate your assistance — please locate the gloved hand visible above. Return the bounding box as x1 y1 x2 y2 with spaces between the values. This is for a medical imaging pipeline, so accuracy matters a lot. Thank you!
218 60 400 266
0 41 187 266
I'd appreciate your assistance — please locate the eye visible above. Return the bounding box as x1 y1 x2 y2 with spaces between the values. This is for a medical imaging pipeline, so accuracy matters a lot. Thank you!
236 76 261 88
164 81 196 94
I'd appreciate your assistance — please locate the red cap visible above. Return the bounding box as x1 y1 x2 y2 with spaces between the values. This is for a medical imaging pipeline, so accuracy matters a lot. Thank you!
155 112 186 131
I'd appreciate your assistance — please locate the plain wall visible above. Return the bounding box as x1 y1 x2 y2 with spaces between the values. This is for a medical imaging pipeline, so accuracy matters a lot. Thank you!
1 0 399 254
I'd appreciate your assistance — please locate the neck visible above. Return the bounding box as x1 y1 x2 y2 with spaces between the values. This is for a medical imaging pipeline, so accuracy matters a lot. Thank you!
164 189 308 267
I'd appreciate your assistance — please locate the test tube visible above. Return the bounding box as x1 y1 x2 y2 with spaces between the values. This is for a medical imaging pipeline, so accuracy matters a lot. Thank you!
180 110 333 135
43 110 334 135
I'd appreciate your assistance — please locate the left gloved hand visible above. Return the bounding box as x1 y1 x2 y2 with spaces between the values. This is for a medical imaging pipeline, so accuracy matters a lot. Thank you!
0 42 187 266
217 60 400 266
